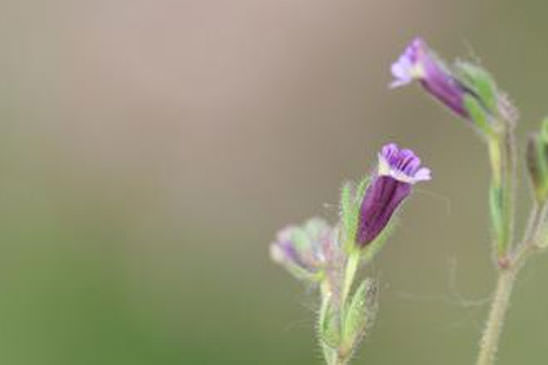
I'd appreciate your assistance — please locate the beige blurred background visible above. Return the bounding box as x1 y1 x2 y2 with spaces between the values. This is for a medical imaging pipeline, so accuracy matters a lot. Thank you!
2 0 548 364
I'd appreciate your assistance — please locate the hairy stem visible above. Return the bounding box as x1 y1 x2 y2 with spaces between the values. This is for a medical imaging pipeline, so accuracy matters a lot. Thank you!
476 201 546 365
342 252 360 305
501 127 517 255
475 267 517 365
477 122 521 365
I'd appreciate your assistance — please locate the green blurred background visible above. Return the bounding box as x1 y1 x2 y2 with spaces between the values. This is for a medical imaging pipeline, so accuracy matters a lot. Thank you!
2 0 548 364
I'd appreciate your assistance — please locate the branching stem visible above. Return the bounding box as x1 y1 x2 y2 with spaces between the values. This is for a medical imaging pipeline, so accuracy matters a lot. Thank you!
476 200 546 365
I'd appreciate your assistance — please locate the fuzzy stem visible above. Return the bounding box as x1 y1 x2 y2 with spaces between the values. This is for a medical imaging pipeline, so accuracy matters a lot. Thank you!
501 127 517 256
341 252 360 306
476 202 546 365
475 267 516 365
477 122 521 365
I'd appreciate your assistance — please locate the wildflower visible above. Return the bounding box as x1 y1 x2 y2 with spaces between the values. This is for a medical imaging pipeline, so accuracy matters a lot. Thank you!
355 143 431 247
270 218 337 281
390 37 470 118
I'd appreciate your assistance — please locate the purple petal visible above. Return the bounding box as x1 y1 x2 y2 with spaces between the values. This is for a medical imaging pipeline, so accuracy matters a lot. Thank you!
413 167 431 182
390 37 469 118
356 176 412 247
377 143 431 184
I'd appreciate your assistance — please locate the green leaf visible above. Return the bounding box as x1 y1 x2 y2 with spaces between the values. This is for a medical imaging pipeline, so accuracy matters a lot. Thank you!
341 278 378 354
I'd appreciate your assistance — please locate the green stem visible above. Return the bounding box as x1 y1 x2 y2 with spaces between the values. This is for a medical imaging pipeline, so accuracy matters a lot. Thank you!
501 128 517 256
512 202 547 268
475 267 517 365
487 128 516 258
476 203 546 365
341 252 360 306
477 124 521 365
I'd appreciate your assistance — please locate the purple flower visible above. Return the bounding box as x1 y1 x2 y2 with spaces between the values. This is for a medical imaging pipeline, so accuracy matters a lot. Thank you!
356 143 431 247
270 218 337 280
390 37 469 118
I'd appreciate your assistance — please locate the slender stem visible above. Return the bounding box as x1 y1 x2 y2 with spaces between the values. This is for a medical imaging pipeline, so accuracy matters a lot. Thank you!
341 252 360 306
477 123 520 365
512 202 547 269
476 267 517 365
501 127 517 255
487 137 506 257
487 128 516 258
476 203 546 365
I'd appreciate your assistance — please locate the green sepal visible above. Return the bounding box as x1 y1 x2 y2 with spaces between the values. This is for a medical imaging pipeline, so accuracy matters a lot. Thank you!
463 94 492 136
455 61 497 113
341 278 378 355
340 177 371 253
340 182 355 240
354 176 370 203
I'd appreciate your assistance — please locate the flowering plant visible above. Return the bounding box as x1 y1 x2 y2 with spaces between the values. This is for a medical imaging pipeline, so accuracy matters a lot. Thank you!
271 143 430 364
271 36 547 365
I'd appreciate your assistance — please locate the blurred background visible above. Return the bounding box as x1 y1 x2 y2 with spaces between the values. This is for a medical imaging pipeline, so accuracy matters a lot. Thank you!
2 0 548 364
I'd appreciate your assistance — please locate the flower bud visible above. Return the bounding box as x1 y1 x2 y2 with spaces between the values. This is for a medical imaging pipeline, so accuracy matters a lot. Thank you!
391 37 511 134
355 143 431 248
270 218 336 281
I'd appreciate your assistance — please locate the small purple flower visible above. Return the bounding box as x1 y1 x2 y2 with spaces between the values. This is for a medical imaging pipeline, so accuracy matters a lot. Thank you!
270 218 337 280
390 37 469 118
356 143 431 247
